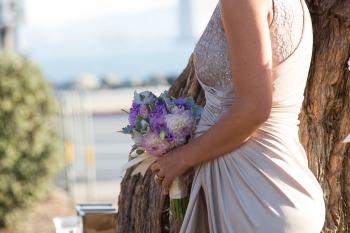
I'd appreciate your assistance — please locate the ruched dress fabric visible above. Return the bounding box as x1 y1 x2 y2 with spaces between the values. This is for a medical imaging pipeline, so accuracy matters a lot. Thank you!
179 0 326 232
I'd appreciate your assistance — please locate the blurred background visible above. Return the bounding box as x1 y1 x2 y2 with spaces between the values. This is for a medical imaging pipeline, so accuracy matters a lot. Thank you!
0 0 217 232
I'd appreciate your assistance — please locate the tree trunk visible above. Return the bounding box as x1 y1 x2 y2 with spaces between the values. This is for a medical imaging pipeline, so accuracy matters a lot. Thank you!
298 0 350 231
117 55 204 233
117 1 350 232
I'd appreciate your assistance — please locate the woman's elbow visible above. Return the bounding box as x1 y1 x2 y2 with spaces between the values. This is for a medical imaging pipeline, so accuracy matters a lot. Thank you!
255 104 272 124
253 97 272 124
237 97 272 125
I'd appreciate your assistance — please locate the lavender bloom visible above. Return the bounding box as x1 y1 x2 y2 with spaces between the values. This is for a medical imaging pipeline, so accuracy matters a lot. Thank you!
149 99 167 133
149 111 166 135
128 101 141 128
139 105 149 118
174 97 188 109
154 99 167 114
165 128 175 141
141 130 171 156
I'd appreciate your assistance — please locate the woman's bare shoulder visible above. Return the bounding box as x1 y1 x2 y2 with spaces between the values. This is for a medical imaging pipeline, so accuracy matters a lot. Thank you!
219 0 272 27
219 0 274 119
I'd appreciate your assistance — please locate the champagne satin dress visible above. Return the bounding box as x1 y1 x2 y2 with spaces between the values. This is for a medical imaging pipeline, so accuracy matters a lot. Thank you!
179 0 326 232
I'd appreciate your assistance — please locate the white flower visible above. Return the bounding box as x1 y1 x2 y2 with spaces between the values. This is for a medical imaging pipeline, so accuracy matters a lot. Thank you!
131 131 143 145
170 105 182 114
140 119 149 130
165 110 193 146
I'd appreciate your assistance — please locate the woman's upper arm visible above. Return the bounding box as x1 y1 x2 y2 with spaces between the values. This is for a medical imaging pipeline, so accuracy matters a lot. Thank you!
220 0 273 121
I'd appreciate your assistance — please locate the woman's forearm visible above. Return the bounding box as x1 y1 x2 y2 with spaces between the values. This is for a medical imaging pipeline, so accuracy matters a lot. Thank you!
181 99 270 168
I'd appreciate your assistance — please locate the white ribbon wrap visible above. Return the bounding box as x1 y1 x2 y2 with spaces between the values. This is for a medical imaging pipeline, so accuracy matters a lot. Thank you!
121 150 188 199
169 176 187 199
120 152 157 176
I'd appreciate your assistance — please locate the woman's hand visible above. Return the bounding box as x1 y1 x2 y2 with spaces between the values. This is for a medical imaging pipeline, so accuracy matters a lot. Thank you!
150 147 192 195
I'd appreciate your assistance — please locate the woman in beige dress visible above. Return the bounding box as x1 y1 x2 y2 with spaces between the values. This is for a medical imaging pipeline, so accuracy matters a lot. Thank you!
151 0 326 232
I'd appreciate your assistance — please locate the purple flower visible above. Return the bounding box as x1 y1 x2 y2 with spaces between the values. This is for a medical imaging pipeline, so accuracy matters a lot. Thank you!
149 111 166 135
139 105 149 118
155 99 167 113
149 100 167 133
165 128 174 141
141 130 171 156
128 101 141 128
174 98 188 109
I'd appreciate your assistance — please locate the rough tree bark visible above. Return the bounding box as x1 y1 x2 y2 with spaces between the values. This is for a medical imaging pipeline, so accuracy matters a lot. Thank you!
298 0 350 232
117 0 350 232
117 55 203 233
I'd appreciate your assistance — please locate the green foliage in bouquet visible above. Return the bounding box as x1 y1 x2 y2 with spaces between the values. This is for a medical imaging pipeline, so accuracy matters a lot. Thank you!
0 52 61 228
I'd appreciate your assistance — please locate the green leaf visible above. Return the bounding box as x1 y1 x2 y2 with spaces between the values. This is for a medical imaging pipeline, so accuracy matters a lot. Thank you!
159 129 166 140
136 149 145 155
121 109 129 114
135 115 143 131
118 125 132 134
146 102 154 111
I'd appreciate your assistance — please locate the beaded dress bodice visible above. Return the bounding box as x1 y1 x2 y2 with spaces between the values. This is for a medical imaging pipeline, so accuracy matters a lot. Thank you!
193 0 304 90
192 0 312 137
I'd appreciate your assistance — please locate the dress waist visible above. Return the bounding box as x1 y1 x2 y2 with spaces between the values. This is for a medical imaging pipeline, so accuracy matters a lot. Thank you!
194 106 301 140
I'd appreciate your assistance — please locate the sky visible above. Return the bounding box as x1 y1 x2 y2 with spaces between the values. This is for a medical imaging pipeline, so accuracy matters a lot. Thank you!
25 0 177 28
19 0 215 83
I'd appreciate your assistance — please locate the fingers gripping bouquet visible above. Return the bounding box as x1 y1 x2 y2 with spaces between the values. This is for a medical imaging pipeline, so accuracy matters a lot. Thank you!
120 90 203 219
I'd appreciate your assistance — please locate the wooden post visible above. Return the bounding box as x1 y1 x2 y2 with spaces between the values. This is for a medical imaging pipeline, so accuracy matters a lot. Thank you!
1 27 13 50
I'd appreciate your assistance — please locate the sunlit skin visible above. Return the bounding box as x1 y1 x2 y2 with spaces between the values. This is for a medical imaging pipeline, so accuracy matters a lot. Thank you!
151 0 275 195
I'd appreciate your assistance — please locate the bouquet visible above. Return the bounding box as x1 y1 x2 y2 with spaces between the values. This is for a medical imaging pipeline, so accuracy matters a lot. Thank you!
119 90 203 220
